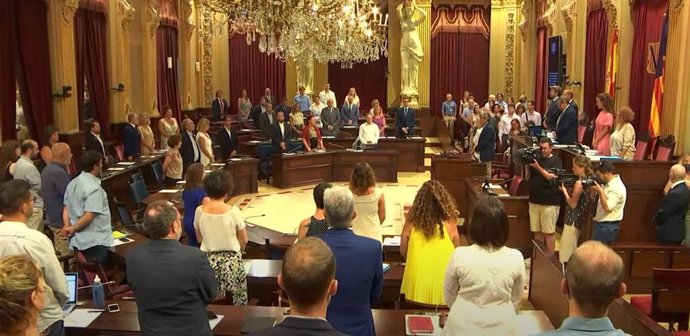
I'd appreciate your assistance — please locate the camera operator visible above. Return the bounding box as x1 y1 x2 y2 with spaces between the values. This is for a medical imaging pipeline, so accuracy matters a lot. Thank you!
558 155 595 263
590 161 627 244
527 137 563 254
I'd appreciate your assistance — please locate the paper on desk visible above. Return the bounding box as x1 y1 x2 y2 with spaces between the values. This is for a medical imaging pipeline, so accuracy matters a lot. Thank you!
249 140 262 144
159 189 180 193
64 309 102 328
210 163 225 167
112 231 128 239
497 194 511 198
240 128 253 132
488 183 504 189
209 315 225 330
244 261 252 275
230 158 242 161
112 238 134 247
107 167 126 171
383 236 401 246
176 180 186 184
116 161 136 165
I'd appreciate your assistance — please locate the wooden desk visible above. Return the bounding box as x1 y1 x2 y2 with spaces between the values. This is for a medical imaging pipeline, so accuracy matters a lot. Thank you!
101 154 165 222
322 137 425 172
611 243 690 293
529 240 671 336
272 150 398 189
558 148 674 243
465 178 531 255
111 232 149 262
430 155 487 217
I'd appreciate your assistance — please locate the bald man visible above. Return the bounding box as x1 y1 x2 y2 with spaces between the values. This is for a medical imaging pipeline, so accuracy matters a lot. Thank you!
13 139 43 231
653 164 690 244
41 142 73 255
537 241 630 335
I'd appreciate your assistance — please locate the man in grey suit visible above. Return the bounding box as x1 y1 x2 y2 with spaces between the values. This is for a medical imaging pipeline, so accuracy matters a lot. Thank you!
13 139 43 232
126 201 218 336
321 99 341 137
259 102 277 140
341 95 360 126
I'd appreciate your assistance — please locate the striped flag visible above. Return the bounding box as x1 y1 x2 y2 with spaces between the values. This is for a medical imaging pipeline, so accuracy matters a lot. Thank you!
605 29 619 97
649 10 668 137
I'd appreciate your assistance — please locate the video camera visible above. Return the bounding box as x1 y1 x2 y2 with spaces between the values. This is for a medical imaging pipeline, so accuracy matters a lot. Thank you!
548 168 598 188
517 147 542 164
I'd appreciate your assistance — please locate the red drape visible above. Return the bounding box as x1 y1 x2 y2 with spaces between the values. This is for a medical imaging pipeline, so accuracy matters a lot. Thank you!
156 26 181 120
12 0 53 140
534 27 548 114
75 9 110 136
583 9 609 120
629 0 667 132
429 5 490 116
328 57 388 111
228 34 286 112
0 0 16 141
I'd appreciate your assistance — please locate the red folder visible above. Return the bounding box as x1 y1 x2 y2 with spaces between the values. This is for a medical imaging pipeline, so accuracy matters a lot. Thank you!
407 315 434 333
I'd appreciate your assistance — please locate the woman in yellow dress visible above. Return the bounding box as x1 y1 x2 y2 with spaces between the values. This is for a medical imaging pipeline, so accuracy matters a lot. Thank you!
400 180 460 305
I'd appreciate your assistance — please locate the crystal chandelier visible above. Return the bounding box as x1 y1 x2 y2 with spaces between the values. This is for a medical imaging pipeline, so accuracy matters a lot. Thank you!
202 0 388 67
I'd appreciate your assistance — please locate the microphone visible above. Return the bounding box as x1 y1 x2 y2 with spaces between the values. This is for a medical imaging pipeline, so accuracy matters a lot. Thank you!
244 214 266 227
327 142 346 150
284 144 303 154
335 129 355 139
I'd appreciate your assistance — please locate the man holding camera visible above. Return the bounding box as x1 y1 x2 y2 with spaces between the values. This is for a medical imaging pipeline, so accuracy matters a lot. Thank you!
527 138 563 254
591 161 627 245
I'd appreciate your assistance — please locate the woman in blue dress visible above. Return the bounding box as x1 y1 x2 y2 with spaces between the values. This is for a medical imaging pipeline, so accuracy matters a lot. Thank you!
182 163 209 247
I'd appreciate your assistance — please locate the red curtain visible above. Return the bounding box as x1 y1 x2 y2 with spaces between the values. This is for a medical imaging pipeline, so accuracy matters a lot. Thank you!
75 9 110 136
534 27 548 114
156 26 181 120
228 34 286 113
328 57 388 110
12 0 53 140
429 5 490 116
0 0 16 141
583 9 609 120
629 0 667 132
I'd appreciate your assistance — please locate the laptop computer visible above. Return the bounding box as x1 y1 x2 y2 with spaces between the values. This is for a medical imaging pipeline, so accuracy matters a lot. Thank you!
63 273 78 317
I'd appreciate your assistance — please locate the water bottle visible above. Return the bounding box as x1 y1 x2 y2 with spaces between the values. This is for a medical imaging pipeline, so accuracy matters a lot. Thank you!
92 275 105 309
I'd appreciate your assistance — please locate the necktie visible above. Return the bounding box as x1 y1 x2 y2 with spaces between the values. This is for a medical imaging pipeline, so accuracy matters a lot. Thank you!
269 114 273 123
405 107 408 116
218 98 223 112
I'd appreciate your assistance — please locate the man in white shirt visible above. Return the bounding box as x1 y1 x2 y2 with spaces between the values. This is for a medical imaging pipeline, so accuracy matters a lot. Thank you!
319 83 337 108
483 94 496 109
498 104 520 151
591 161 627 244
522 100 542 129
13 140 43 232
0 179 69 336
357 113 380 150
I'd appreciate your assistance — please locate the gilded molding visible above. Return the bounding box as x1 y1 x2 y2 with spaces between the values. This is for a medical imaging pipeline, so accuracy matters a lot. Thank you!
561 0 577 34
670 0 684 11
539 1 557 31
61 0 78 26
601 0 618 28
147 0 160 38
505 12 515 97
518 0 531 42
118 0 135 33
200 5 214 103
182 0 196 41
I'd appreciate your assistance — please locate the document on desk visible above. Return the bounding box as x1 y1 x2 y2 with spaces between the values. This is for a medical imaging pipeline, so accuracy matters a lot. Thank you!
159 189 180 193
177 180 186 184
112 238 134 247
116 162 136 165
107 167 126 171
489 183 504 189
383 236 401 246
209 315 225 330
64 309 102 328
210 163 225 167
230 158 242 161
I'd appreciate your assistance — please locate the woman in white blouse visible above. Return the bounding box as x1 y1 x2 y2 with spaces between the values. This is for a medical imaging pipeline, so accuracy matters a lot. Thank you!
194 170 248 304
349 163 386 242
610 107 636 161
195 118 214 166
309 95 325 128
442 196 526 336
357 113 380 149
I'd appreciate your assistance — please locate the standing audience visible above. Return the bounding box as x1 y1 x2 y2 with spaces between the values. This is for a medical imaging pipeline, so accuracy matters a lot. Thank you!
289 103 304 135
371 100 386 136
182 163 209 247
0 140 20 182
309 96 325 128
400 181 460 305
217 115 238 160
162 135 183 186
591 161 628 245
320 186 383 336
0 255 48 336
522 101 542 128
61 151 113 264
0 180 68 336
611 107 636 160
138 114 155 155
343 87 360 107
555 96 578 145
158 107 179 150
527 138 562 254
40 143 73 257
270 111 291 153
212 90 229 121
196 118 215 167
302 116 324 152
473 111 496 175
321 99 341 137
39 125 59 170
653 164 690 244
442 196 526 336
544 85 563 130
356 113 380 149
237 89 252 123
349 163 386 243
122 113 141 160
13 140 44 232
558 155 594 263
294 86 311 114
259 103 276 140
194 170 248 304
593 93 615 155
297 182 332 239
441 93 458 141
319 83 337 107
341 95 360 126
180 118 200 175
84 119 109 164
396 98 416 138
127 200 218 336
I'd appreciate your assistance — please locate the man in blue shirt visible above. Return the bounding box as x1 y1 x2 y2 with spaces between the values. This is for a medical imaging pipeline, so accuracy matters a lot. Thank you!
294 86 312 113
40 142 73 257
537 241 630 336
60 150 113 264
441 93 457 142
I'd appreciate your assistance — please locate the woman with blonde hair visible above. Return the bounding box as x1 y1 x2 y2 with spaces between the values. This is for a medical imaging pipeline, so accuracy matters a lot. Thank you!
195 118 215 166
558 155 594 263
289 103 304 136
138 113 155 155
610 106 636 160
343 87 360 107
400 180 460 305
349 163 386 242
237 89 252 123
0 255 46 336
370 99 386 136
158 106 179 150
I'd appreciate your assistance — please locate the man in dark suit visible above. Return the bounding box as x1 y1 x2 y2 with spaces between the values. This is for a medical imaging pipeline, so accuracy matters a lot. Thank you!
473 111 496 164
211 90 229 121
341 96 360 126
250 97 268 126
264 88 277 107
270 111 291 152
544 85 563 131
126 201 218 336
249 238 346 336
217 115 238 160
555 96 578 145
84 119 111 165
259 103 276 140
395 98 416 138
122 113 141 160
276 97 292 115
180 118 200 174
654 165 690 244
564 89 579 114
319 186 383 336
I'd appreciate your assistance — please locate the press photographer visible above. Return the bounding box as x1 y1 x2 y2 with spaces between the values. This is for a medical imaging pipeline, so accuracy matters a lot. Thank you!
557 155 595 263
527 137 562 254
590 160 628 245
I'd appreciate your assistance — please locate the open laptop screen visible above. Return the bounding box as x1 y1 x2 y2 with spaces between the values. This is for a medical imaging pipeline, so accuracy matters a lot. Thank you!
65 273 78 304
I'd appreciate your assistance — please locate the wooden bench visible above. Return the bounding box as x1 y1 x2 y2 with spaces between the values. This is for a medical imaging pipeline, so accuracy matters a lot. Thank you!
611 243 690 293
